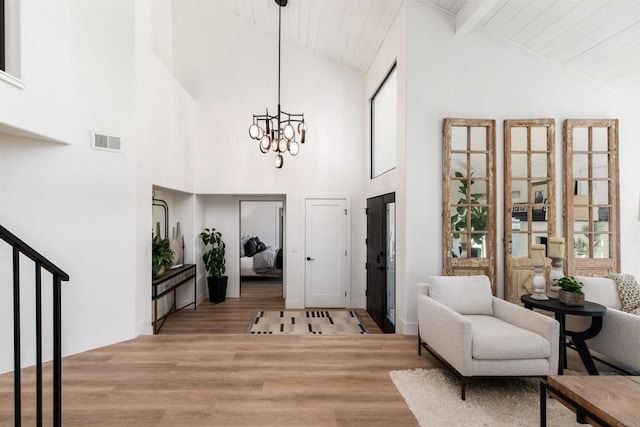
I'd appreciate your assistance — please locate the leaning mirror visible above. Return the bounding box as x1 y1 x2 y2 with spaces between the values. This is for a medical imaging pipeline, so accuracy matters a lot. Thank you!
152 193 168 239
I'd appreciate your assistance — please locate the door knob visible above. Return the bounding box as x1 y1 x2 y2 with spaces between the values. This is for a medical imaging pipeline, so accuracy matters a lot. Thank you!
307 256 314 261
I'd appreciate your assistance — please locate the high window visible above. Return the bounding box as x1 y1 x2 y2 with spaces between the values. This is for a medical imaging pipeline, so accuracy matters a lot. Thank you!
1 0 5 72
370 63 397 178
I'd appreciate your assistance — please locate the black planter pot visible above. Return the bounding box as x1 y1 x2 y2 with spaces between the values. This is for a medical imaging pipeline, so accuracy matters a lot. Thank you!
207 276 228 303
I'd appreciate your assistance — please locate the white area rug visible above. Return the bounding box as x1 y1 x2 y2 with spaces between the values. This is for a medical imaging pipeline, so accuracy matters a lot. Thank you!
246 310 368 334
390 369 581 427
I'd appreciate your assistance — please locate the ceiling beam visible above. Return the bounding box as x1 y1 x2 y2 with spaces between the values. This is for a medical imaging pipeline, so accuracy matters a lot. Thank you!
455 0 500 34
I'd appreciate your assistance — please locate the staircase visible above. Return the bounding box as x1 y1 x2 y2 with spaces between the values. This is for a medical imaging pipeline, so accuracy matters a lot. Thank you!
0 225 69 427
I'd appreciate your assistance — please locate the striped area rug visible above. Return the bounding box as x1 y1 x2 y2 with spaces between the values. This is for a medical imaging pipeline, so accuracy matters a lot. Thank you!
247 310 368 335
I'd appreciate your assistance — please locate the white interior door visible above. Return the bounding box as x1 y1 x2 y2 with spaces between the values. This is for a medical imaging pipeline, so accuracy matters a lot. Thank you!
305 198 347 308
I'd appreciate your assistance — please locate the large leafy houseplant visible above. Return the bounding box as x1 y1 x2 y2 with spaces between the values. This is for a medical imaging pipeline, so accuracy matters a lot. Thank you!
450 171 488 245
200 228 227 303
152 234 173 277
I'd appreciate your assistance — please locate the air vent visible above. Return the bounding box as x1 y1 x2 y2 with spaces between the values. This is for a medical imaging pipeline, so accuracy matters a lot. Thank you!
91 131 122 152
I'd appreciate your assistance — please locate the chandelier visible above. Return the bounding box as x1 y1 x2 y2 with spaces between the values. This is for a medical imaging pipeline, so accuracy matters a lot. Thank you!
248 0 307 169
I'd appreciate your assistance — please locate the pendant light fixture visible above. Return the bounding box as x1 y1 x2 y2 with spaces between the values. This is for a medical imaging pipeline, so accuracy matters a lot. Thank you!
248 0 307 169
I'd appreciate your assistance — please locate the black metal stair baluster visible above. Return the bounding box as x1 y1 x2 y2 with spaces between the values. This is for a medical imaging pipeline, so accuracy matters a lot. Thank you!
53 274 62 427
13 246 21 427
35 263 43 427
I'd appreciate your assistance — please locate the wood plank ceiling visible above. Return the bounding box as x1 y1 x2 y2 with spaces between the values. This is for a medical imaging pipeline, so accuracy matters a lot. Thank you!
425 0 640 102
209 0 403 73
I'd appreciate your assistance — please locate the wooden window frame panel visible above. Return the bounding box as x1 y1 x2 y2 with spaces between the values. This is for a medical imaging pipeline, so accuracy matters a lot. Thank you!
442 118 497 292
563 119 620 276
503 119 556 303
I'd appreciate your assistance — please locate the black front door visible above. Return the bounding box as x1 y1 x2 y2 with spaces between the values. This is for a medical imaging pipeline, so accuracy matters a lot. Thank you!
366 193 395 333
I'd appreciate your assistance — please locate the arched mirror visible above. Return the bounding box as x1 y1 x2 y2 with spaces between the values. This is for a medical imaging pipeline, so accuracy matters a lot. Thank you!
152 193 168 239
503 119 556 303
564 119 619 276
443 118 496 291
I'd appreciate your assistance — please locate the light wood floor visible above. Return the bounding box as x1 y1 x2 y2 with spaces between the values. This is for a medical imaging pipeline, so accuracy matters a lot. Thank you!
1 282 437 426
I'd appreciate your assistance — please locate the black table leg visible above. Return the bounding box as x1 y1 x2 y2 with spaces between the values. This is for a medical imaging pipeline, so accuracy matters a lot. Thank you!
566 316 603 375
540 380 547 427
555 313 566 375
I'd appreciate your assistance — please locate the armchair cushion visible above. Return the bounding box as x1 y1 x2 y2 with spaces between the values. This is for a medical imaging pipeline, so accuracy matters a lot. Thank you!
428 275 493 315
465 315 551 360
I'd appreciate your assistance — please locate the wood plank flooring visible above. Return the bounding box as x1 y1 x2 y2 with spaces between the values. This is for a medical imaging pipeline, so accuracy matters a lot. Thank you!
161 281 383 334
1 281 436 426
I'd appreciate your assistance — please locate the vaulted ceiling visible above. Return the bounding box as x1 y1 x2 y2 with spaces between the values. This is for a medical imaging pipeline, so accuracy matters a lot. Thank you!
425 0 640 102
207 0 640 103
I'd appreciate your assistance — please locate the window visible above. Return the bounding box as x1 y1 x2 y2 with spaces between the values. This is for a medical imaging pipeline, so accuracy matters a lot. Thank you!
370 63 397 178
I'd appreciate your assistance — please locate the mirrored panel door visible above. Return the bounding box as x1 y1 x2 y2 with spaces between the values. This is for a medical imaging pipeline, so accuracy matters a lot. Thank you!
504 120 555 303
564 119 619 276
443 118 496 291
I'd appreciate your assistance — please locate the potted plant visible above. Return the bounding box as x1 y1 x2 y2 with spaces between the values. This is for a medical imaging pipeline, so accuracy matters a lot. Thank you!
200 228 227 303
557 276 584 306
152 234 174 278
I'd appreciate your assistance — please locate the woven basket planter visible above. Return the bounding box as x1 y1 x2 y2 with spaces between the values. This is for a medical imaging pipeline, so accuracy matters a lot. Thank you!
559 290 585 307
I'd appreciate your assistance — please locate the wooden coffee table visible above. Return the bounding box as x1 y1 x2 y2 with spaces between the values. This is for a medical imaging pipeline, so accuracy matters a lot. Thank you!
540 375 640 426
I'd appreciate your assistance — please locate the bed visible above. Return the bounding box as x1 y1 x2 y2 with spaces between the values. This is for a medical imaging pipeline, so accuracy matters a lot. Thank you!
240 236 282 277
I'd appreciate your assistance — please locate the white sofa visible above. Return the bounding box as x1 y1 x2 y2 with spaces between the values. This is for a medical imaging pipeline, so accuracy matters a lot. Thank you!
417 275 559 399
565 276 640 374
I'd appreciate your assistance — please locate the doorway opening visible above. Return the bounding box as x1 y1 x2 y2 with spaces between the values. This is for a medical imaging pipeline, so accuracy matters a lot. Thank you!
366 193 396 333
239 199 285 299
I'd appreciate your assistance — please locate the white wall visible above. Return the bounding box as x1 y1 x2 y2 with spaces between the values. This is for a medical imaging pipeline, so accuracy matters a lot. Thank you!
134 1 197 335
0 1 72 143
241 201 283 249
364 2 407 330
172 2 366 309
402 0 640 333
0 1 138 372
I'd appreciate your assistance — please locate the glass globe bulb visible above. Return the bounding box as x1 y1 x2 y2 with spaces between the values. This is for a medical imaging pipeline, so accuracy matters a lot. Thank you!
271 140 278 152
278 138 288 153
288 140 299 156
260 135 271 152
298 122 307 133
283 123 295 140
257 127 265 139
275 154 283 169
249 124 260 139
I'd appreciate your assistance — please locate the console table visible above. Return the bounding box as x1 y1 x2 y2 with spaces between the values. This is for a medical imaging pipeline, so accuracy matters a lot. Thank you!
152 264 196 334
521 294 607 375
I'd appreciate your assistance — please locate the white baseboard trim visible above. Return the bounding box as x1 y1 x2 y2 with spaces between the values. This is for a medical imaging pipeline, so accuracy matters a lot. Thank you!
398 319 418 335
349 298 365 309
285 298 304 309
137 318 153 336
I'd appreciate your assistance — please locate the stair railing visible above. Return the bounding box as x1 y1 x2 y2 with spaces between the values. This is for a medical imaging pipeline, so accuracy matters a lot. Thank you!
1 224 69 427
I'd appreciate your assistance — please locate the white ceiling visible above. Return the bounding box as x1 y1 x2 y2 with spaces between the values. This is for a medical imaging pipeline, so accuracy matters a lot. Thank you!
425 0 640 102
206 0 640 102
208 0 403 73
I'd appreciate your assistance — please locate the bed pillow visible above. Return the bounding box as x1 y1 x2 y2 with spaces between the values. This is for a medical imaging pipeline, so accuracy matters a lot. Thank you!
244 237 258 257
240 235 251 257
256 241 267 253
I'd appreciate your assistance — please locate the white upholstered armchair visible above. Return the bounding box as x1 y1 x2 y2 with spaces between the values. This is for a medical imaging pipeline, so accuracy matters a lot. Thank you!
417 275 559 399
